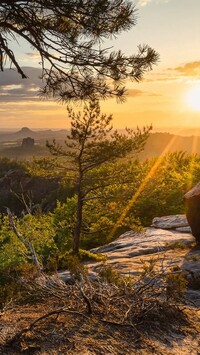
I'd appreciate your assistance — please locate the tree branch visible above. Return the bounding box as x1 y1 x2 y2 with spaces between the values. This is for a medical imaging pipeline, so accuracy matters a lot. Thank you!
7 208 42 272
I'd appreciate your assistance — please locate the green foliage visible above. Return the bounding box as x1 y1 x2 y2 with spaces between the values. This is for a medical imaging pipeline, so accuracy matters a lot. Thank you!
28 157 60 178
0 262 40 307
58 249 106 270
0 216 27 271
166 272 188 300
77 249 107 262
2 150 200 306
58 253 88 279
0 213 58 304
50 151 200 252
82 198 142 248
0 157 25 178
48 100 150 253
98 264 125 286
130 155 186 225
53 197 77 252
165 241 191 250
141 257 157 276
105 152 200 227
0 214 57 272
17 214 57 266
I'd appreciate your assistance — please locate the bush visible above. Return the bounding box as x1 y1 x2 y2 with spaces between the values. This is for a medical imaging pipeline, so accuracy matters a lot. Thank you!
98 265 126 286
0 263 39 308
0 213 57 275
166 272 188 300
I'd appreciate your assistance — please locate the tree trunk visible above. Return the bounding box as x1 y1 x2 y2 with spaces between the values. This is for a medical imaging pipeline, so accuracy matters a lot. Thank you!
73 190 83 254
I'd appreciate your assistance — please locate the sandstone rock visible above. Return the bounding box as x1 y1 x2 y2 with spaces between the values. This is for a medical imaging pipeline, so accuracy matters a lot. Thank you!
184 182 200 199
181 248 200 290
59 220 200 307
175 226 192 233
59 225 200 304
152 215 189 229
184 183 200 244
59 270 98 283
184 290 200 307
22 136 35 148
91 228 194 257
88 228 196 280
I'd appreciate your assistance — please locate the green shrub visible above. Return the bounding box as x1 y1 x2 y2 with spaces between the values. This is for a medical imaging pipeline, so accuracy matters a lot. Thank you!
165 241 191 250
53 197 77 252
98 265 125 286
0 263 39 307
166 272 188 300
78 249 107 262
58 253 88 279
0 214 57 274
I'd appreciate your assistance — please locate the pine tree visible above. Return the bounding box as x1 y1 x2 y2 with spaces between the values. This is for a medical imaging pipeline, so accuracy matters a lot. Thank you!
0 1 158 101
47 100 151 253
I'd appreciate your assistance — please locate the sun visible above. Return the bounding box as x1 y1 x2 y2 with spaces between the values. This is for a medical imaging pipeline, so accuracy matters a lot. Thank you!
186 86 200 111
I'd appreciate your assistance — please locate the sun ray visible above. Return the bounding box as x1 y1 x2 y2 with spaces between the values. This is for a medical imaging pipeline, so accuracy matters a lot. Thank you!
109 134 179 238
186 135 198 191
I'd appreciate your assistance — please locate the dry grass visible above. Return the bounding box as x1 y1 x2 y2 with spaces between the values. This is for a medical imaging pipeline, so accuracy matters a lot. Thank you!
0 270 200 354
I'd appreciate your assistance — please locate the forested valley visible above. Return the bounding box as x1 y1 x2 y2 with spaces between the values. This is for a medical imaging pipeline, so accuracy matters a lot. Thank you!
1 0 200 352
1 130 199 298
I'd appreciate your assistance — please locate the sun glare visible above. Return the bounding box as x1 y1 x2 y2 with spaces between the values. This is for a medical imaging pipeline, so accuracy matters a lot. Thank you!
186 86 200 111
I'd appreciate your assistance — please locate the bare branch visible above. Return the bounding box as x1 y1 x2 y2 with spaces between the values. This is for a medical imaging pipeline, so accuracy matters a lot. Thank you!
7 208 42 272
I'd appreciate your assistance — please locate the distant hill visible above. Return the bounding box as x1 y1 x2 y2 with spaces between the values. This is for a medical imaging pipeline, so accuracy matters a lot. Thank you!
0 127 69 142
1 128 200 160
139 132 200 159
0 127 69 160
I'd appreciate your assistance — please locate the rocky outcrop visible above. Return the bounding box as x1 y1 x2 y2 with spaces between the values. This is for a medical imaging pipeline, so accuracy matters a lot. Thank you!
89 228 195 276
59 223 200 306
22 137 35 148
184 183 200 244
84 217 200 305
151 214 190 231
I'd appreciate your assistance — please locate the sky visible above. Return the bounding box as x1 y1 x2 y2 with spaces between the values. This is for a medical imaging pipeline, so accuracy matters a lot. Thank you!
1 0 200 132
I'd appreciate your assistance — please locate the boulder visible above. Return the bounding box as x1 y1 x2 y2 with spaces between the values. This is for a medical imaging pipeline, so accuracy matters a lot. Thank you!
184 182 200 244
59 222 200 305
90 228 194 261
151 214 189 230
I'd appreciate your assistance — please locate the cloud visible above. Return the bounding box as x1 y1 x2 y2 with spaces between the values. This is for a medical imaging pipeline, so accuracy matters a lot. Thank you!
137 0 152 6
0 67 43 103
127 89 145 97
172 61 200 77
127 88 160 97
24 53 42 62
137 0 170 6
145 61 200 83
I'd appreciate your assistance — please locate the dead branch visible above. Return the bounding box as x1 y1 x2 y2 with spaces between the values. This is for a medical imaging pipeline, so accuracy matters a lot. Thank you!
29 308 89 329
7 208 42 272
79 275 92 314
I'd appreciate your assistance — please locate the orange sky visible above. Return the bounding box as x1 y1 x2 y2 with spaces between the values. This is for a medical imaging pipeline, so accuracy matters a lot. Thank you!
1 0 200 132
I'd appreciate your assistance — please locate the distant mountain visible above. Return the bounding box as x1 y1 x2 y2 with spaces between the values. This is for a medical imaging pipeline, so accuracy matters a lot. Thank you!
139 132 200 159
0 127 69 142
15 127 36 139
1 129 200 160
17 127 34 134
